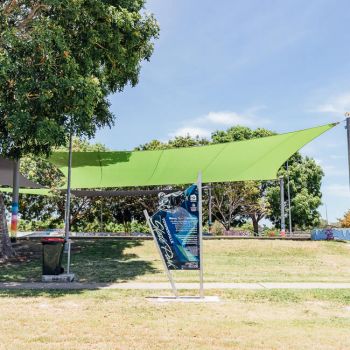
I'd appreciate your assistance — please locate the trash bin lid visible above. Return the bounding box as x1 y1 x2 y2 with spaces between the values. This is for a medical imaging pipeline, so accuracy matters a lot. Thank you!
41 237 65 243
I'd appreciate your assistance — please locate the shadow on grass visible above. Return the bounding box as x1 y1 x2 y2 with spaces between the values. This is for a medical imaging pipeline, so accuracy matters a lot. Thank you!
0 239 158 284
0 289 88 298
69 240 158 283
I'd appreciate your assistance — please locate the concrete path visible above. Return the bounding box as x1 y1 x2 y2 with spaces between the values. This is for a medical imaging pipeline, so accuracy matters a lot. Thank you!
0 282 350 290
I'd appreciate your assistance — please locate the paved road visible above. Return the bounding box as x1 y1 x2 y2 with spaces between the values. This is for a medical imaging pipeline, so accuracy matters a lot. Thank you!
0 282 350 290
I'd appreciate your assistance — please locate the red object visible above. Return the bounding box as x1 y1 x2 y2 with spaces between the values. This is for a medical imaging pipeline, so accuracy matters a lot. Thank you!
41 237 65 244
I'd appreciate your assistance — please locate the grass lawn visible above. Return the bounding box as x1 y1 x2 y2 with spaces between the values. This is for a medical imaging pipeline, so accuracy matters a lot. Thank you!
0 289 349 350
1 239 350 283
1 239 350 349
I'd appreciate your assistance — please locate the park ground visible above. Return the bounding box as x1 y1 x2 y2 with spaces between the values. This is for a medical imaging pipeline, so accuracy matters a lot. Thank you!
0 239 350 349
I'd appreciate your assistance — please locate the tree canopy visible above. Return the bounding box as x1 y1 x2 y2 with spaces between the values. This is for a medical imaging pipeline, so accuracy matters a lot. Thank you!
339 210 350 228
0 0 159 158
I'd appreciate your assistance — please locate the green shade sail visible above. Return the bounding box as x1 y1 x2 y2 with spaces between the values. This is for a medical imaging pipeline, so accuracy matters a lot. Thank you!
47 123 336 189
0 187 51 196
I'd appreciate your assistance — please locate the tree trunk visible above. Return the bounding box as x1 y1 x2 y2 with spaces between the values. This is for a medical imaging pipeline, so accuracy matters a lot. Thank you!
0 193 15 260
251 215 259 236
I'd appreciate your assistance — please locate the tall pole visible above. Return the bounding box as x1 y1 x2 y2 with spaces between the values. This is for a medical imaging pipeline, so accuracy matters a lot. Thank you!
280 176 285 236
64 131 73 274
208 183 212 234
286 161 292 234
346 116 350 189
100 199 103 233
11 159 20 239
198 172 204 298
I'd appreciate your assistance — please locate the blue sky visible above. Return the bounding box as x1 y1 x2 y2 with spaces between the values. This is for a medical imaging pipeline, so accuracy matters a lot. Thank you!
94 0 350 223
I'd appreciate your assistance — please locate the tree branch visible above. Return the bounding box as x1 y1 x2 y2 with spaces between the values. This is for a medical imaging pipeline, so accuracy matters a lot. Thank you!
3 0 18 15
18 3 49 30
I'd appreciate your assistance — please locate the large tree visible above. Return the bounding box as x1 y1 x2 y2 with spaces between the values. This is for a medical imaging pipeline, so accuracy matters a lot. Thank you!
0 0 159 158
266 155 323 230
0 0 159 257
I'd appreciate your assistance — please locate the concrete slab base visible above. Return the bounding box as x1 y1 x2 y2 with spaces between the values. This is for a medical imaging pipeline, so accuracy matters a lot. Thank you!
42 273 75 283
147 295 220 303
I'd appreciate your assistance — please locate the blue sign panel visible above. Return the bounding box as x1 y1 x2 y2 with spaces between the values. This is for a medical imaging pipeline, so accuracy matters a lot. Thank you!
149 185 200 270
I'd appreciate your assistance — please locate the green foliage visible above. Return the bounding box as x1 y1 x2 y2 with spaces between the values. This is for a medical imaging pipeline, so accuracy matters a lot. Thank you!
136 135 209 150
212 126 275 143
266 156 323 229
240 221 254 233
0 0 159 158
339 210 350 228
211 221 225 236
18 219 64 231
211 181 258 230
82 219 149 233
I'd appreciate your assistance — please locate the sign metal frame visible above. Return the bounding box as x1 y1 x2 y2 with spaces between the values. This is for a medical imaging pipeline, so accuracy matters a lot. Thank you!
144 171 204 298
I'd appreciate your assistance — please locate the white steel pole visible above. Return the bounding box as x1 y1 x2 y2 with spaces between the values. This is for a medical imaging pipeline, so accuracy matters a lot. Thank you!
280 176 285 235
208 183 212 234
286 161 292 234
64 131 73 274
144 210 178 298
197 172 204 298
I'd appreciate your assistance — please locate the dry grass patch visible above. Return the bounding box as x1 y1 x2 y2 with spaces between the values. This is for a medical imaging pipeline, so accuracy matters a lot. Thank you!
0 289 349 350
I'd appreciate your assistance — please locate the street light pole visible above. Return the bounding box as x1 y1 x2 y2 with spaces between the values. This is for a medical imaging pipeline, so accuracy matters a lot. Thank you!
345 114 350 189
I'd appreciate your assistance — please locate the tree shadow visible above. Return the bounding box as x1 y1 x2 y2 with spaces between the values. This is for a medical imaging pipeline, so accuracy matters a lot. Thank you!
69 239 158 283
0 239 158 285
50 151 132 169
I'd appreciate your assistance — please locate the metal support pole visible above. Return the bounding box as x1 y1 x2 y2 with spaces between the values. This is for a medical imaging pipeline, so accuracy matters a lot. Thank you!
346 116 350 189
10 159 20 239
144 210 178 297
280 176 285 236
286 161 292 234
100 199 103 233
208 183 212 234
64 132 73 274
197 172 204 298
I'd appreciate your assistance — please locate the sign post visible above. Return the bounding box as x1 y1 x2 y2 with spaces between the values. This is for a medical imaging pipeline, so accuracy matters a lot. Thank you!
144 177 203 298
197 172 204 298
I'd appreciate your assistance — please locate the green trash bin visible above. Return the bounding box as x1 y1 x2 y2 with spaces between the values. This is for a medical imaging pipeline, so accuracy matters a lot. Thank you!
41 237 65 275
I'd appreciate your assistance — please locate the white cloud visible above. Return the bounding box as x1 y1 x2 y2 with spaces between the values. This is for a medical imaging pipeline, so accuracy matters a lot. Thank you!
169 127 211 138
195 111 255 126
324 184 350 198
330 154 345 160
168 108 269 139
314 92 350 115
323 165 348 177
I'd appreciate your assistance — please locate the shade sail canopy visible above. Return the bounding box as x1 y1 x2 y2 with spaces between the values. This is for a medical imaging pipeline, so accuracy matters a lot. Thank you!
47 123 336 189
0 157 43 188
